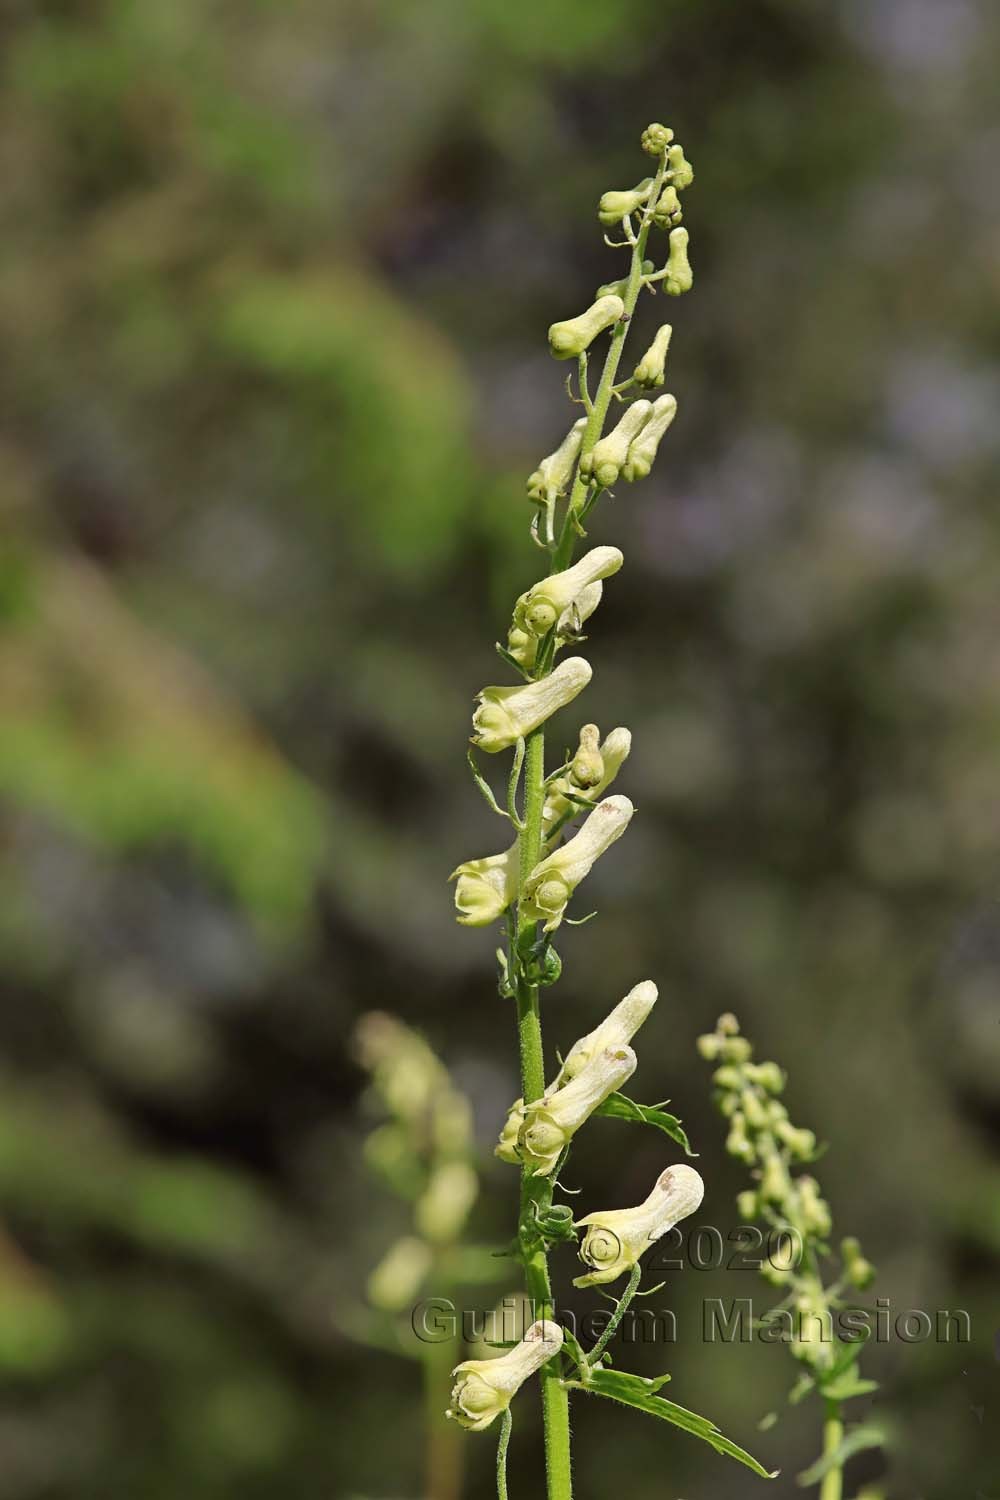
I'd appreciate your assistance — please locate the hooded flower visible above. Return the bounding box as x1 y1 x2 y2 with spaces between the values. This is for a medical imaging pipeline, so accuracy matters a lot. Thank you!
622 394 677 482
664 225 693 295
574 1164 705 1286
522 794 634 930
496 979 655 1164
507 584 604 671
515 546 624 637
447 1320 564 1431
580 401 652 488
518 1044 637 1174
450 842 518 926
471 656 592 754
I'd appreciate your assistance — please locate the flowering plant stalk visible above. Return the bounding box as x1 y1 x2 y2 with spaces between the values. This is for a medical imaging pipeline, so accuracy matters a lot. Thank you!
449 123 773 1499
698 1014 887 1500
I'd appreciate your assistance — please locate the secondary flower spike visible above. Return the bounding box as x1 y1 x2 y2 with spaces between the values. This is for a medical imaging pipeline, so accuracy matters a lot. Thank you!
522 793 634 930
548 294 624 360
448 1320 564 1431
581 401 652 488
450 842 518 927
574 1164 705 1287
518 1044 637 1174
517 546 623 636
471 656 592 754
622 393 677 482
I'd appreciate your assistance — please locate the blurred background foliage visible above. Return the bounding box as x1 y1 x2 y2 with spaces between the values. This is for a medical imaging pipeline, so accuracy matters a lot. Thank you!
0 0 998 1496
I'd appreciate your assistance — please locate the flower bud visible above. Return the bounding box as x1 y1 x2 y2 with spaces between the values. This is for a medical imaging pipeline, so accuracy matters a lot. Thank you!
519 1045 637 1174
448 1320 564 1431
712 1065 743 1091
652 185 682 229
472 656 592 754
543 726 631 828
598 179 654 227
569 723 604 789
641 122 674 156
368 1235 433 1312
548 295 624 361
774 1119 816 1160
596 261 653 300
719 1034 752 1063
527 417 587 507
580 401 652 489
416 1162 479 1244
450 842 518 926
737 1189 759 1221
667 143 694 190
759 1154 788 1204
522 794 634 931
696 1032 721 1061
796 1176 832 1238
518 546 623 637
621 393 676 482
633 324 673 388
726 1112 755 1164
664 226 693 296
746 1061 785 1094
841 1236 876 1290
557 980 658 1085
495 1098 526 1163
574 1164 705 1286
741 1089 769 1132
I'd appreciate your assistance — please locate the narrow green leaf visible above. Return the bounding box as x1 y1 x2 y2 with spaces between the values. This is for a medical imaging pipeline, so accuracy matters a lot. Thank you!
796 1424 885 1487
818 1374 880 1403
594 1092 695 1156
580 1367 777 1478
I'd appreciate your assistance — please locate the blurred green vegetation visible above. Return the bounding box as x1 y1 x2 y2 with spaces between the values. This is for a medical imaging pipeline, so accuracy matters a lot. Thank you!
1 0 998 1497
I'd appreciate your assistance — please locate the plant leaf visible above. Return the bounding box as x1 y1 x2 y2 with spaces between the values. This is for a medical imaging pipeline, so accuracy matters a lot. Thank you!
594 1093 695 1156
796 1424 885 1487
579 1367 776 1477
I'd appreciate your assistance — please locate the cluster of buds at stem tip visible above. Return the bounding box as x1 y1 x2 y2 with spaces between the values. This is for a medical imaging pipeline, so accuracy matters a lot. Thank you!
471 655 591 754
496 981 657 1164
512 545 623 637
447 1320 563 1431
575 1164 705 1286
548 294 623 360
518 1044 637 1175
521 793 634 931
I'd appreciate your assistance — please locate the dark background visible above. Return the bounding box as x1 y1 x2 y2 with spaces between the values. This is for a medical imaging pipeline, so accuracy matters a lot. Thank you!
1 0 998 1496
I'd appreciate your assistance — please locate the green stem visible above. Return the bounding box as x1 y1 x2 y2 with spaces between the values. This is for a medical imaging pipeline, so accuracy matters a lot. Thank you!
818 1400 844 1500
585 1263 642 1370
515 727 572 1500
496 1407 513 1500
